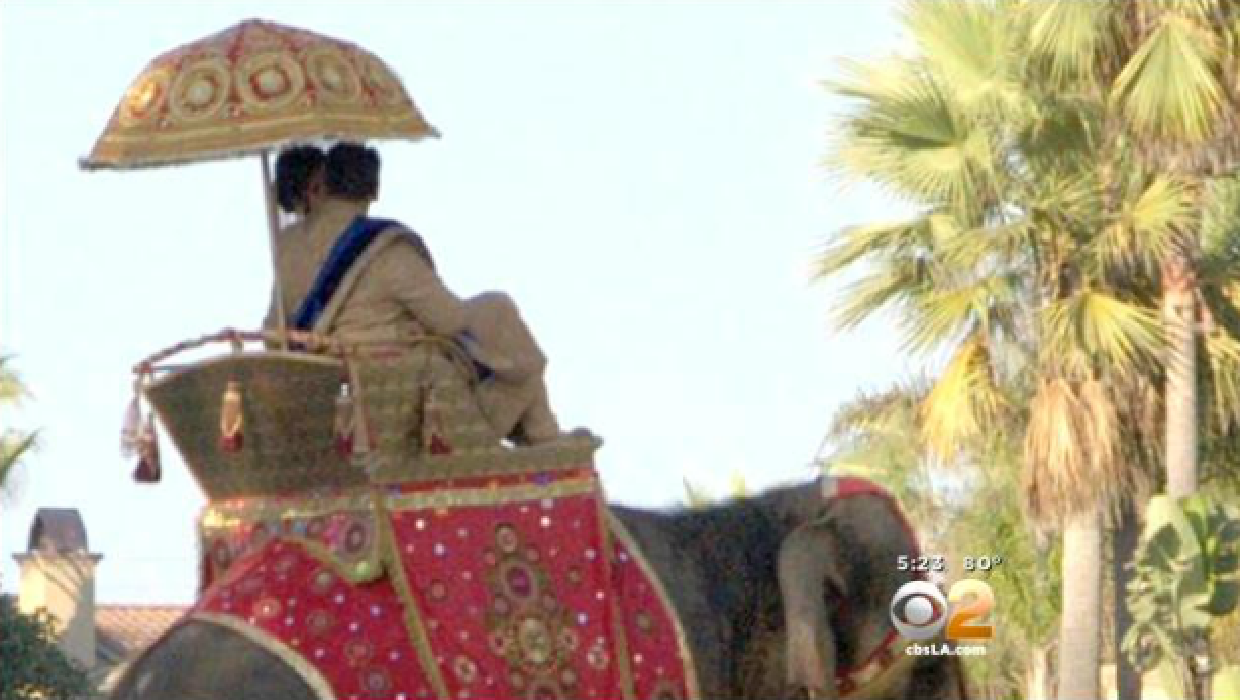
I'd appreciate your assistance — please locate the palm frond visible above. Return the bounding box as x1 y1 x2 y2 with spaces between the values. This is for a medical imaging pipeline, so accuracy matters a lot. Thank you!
827 379 931 444
829 253 932 331
1039 290 1162 374
814 216 933 279
904 271 1024 355
0 431 38 490
828 63 999 213
1093 175 1195 271
1111 14 1226 144
1023 0 1116 87
921 335 1008 459
1023 376 1126 522
903 0 1026 120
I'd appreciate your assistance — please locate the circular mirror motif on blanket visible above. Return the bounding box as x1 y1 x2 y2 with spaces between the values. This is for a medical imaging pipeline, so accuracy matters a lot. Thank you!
310 569 336 595
485 523 577 699
306 609 334 637
359 667 392 696
501 560 540 601
453 655 479 684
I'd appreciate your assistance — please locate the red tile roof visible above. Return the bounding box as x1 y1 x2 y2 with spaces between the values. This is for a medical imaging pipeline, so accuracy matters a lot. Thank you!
95 604 188 660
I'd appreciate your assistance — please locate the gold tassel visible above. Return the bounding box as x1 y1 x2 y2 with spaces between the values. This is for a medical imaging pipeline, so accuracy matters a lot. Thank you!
334 382 355 457
219 380 244 452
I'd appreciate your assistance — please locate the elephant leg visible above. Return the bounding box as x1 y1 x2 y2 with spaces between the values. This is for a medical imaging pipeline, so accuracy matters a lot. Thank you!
778 519 847 700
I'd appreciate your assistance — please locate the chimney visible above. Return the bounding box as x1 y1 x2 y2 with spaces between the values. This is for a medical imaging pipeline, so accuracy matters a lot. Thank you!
13 508 102 669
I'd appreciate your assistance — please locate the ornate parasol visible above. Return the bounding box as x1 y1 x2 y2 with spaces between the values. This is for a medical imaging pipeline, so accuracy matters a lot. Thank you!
80 18 439 346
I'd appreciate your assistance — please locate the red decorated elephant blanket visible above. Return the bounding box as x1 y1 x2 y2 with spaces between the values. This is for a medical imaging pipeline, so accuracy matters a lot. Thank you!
190 466 698 700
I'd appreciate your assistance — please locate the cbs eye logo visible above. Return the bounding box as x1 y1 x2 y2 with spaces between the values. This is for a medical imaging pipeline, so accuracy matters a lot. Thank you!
889 580 995 641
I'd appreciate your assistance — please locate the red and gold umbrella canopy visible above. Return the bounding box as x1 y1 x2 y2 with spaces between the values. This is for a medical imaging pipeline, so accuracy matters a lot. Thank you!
82 19 441 345
82 18 438 169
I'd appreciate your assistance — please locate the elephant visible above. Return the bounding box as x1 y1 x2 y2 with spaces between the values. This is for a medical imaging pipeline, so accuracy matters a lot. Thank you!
111 479 968 700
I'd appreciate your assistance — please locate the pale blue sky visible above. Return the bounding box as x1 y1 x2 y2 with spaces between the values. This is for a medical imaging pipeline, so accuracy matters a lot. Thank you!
1 2 912 603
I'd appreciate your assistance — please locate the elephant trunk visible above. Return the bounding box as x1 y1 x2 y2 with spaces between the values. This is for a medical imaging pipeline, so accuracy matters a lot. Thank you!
778 519 846 699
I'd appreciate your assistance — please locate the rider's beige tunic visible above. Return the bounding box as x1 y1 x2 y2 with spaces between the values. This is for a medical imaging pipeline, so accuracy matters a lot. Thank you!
264 199 560 443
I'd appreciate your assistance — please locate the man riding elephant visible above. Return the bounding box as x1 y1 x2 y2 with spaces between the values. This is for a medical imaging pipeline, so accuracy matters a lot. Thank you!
265 143 565 446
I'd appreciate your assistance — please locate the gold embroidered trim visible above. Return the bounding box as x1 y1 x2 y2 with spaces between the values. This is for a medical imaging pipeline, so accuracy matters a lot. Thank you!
202 495 378 526
606 514 703 700
596 498 637 700
97 108 423 144
201 476 599 526
202 529 384 585
385 477 597 511
191 612 337 700
375 496 452 699
371 439 602 483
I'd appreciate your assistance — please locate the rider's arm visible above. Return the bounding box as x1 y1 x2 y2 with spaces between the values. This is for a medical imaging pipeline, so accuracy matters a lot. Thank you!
373 238 468 337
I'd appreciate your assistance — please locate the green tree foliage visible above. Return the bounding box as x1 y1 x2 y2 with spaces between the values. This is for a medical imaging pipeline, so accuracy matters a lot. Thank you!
0 357 91 699
1124 494 1240 700
0 594 92 700
820 2 1240 696
1024 0 1240 501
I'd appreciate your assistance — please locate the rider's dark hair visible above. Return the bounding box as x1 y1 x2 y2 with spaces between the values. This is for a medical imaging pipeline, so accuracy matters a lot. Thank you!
325 143 380 202
275 145 326 214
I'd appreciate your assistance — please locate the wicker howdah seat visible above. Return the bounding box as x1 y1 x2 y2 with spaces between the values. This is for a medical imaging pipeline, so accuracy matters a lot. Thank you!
134 328 601 499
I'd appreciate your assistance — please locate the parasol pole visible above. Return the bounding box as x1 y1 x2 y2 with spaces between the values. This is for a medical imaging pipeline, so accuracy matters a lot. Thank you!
261 150 290 351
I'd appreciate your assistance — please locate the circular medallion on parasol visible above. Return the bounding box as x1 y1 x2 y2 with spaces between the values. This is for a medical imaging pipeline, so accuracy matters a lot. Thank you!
81 18 438 169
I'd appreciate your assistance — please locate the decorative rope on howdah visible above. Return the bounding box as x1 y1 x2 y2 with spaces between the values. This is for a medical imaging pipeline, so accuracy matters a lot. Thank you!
133 328 476 378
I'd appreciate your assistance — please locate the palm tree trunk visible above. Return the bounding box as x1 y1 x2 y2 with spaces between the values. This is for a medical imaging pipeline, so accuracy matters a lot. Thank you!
1113 500 1143 700
1164 251 1198 498
1025 643 1053 700
1059 511 1103 700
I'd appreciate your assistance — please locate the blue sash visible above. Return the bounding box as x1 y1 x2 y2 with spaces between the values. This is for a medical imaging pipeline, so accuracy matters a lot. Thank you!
292 216 397 331
289 216 495 381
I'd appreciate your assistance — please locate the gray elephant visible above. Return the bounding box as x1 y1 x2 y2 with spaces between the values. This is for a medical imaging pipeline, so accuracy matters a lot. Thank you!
112 479 967 700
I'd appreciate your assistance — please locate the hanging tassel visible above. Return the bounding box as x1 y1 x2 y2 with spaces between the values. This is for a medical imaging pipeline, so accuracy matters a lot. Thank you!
334 382 355 457
421 383 453 456
133 413 162 483
120 393 141 458
219 380 244 452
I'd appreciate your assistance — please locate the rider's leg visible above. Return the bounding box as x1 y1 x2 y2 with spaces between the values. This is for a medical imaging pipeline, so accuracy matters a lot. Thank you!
514 381 561 444
476 373 562 445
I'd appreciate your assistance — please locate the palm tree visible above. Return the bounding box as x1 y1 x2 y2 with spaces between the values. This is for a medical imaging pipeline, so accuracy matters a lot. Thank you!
817 2 1197 696
1022 0 1240 500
